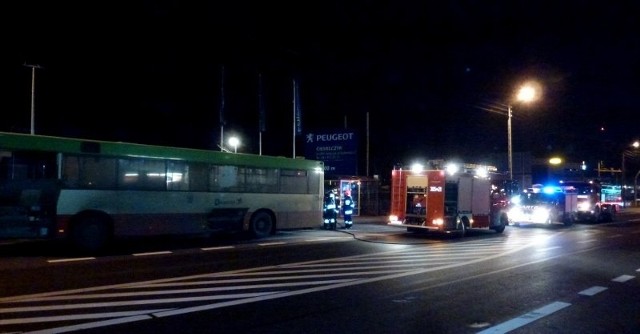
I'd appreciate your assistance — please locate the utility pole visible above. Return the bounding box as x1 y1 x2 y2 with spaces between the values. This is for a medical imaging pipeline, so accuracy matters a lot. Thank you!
24 63 43 135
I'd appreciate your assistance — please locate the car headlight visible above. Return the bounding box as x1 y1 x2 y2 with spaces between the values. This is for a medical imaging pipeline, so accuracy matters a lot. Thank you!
508 207 524 220
577 201 591 211
532 207 550 222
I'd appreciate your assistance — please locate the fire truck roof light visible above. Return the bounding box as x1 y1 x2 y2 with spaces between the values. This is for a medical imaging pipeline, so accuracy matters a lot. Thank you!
476 167 488 178
410 163 424 174
445 163 459 175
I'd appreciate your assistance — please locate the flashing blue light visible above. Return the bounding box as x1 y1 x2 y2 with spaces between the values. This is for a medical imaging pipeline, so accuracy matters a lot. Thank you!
543 185 561 194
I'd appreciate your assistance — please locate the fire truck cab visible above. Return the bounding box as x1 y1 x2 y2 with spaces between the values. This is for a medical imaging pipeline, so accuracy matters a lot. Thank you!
388 164 508 235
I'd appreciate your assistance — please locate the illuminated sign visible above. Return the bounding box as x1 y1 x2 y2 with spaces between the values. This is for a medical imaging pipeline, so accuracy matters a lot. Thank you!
305 129 358 176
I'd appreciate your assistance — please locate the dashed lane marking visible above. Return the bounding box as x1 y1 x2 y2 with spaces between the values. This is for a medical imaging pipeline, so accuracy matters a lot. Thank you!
476 301 571 334
578 286 608 296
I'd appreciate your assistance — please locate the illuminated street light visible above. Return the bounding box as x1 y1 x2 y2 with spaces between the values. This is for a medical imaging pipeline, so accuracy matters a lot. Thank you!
474 82 539 183
549 157 562 165
228 136 240 153
507 83 538 180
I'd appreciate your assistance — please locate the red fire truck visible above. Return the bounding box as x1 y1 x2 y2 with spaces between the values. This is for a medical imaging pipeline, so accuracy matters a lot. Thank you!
388 164 508 235
558 180 617 222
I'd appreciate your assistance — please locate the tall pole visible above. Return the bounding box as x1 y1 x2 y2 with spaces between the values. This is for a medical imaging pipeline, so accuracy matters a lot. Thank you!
258 73 264 156
622 152 626 207
292 79 296 158
622 152 626 185
24 63 42 135
366 112 370 177
635 170 639 207
219 66 225 152
508 104 513 181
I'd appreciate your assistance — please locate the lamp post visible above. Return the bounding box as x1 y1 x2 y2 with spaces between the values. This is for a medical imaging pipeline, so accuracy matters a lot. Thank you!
228 136 240 153
507 85 537 180
24 63 43 135
621 140 640 207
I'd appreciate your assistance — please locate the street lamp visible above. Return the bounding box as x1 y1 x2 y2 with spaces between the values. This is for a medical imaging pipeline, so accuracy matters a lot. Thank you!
228 136 240 153
507 84 537 180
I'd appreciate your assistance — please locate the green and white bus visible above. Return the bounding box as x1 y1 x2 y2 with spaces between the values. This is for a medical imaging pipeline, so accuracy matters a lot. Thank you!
0 132 324 251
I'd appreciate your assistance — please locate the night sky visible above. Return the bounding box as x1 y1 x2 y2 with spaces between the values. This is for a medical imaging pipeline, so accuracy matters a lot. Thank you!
2 1 638 178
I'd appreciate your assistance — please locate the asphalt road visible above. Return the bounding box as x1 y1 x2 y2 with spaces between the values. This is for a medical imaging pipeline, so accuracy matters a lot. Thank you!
1 208 639 333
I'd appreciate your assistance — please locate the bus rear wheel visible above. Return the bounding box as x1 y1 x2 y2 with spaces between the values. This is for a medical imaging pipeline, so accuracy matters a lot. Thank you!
250 211 273 238
71 213 112 253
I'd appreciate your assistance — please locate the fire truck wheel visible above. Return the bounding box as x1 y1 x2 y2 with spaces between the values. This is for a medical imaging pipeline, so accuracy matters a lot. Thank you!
457 217 468 236
563 215 575 227
493 214 507 233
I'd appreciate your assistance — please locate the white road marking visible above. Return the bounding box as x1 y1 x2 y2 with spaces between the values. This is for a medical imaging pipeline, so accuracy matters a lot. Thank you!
578 286 607 296
26 315 152 334
47 258 96 263
612 275 635 283
258 242 286 246
0 309 170 325
476 301 571 334
0 234 559 333
132 251 172 256
201 246 234 251
0 292 282 313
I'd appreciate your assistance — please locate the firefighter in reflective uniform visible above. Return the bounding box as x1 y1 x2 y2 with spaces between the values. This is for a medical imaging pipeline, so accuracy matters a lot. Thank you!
323 189 338 230
342 189 354 229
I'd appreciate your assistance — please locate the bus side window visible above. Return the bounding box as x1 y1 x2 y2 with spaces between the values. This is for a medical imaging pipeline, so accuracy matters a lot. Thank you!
244 167 278 193
64 155 117 189
189 162 208 192
63 156 80 188
210 165 238 192
281 169 307 194
118 158 166 191
167 161 189 191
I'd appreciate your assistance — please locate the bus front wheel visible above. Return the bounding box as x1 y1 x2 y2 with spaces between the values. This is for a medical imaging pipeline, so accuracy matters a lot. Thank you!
250 211 274 238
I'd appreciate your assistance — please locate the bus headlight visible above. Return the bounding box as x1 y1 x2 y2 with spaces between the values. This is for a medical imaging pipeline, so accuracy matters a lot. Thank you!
432 218 444 226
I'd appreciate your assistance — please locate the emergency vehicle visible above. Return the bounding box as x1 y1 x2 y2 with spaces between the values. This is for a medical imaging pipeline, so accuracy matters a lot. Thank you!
507 185 577 226
558 180 617 222
388 164 508 235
